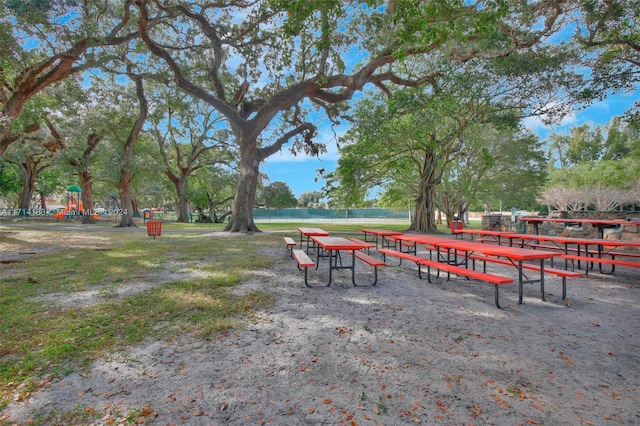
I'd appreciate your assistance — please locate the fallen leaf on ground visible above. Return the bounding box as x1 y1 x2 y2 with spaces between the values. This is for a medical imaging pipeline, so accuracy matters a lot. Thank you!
435 400 447 411
141 405 154 416
558 352 573 365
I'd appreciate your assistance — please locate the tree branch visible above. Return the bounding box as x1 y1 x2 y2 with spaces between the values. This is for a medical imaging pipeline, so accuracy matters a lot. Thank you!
135 0 239 119
258 123 317 161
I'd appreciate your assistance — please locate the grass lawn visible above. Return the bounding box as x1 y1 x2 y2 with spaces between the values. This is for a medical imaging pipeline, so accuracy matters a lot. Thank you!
0 227 278 413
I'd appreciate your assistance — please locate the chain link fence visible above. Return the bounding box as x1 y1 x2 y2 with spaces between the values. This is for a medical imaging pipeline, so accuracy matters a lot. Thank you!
253 208 410 223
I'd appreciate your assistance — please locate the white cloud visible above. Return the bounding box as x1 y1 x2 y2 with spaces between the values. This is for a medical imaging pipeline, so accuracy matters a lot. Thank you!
523 94 638 140
522 103 578 134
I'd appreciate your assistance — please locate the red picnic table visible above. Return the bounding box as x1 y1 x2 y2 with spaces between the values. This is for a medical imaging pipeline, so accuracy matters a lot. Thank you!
428 238 561 305
504 233 640 275
451 229 517 245
519 217 637 238
359 228 404 249
309 236 378 286
390 234 564 305
297 227 330 253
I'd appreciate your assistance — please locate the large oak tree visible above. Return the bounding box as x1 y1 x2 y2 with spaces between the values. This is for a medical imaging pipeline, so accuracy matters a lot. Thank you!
133 0 568 232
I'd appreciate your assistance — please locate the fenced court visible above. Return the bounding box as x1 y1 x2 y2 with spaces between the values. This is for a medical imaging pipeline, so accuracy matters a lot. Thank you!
253 208 411 223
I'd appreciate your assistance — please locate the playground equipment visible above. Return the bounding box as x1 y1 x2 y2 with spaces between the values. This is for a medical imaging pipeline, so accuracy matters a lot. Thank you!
54 185 81 219
53 185 98 219
53 202 81 219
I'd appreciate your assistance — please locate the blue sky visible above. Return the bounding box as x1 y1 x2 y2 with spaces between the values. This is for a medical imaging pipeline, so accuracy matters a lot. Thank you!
263 91 639 199
523 91 639 141
262 124 342 198
262 156 337 198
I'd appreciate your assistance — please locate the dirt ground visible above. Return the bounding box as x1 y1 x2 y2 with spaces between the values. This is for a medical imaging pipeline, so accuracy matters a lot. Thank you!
1 223 639 425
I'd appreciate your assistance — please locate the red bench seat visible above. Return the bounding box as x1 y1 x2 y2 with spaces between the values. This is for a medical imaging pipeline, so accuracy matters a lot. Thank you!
378 248 513 308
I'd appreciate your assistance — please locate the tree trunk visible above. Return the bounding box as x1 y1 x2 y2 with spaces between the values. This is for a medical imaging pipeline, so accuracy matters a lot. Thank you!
132 198 141 217
118 174 135 227
409 152 440 233
457 204 468 223
80 170 97 224
225 144 260 232
411 182 438 233
210 207 221 223
438 192 456 229
117 141 136 227
18 161 38 213
116 71 146 227
175 176 190 223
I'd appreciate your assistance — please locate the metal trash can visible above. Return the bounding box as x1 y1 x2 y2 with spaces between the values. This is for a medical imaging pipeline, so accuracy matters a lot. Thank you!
450 220 464 233
146 219 162 239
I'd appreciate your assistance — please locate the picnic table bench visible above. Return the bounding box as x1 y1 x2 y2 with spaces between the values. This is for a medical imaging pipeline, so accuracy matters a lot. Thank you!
284 237 297 257
292 249 315 287
378 248 513 308
560 254 640 276
520 242 640 272
347 249 386 285
468 254 582 301
508 234 640 274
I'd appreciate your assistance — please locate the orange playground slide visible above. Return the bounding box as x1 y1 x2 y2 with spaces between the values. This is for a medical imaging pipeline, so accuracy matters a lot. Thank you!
53 201 99 219
53 207 73 219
